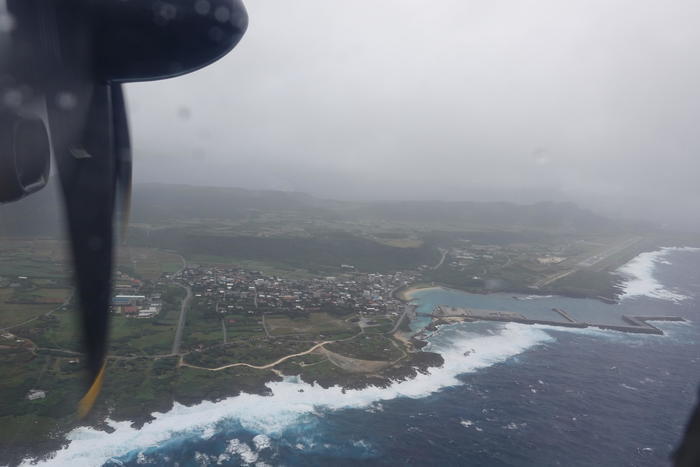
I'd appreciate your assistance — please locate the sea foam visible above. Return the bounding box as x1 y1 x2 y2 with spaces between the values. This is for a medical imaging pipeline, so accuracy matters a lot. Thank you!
617 247 700 302
21 322 554 467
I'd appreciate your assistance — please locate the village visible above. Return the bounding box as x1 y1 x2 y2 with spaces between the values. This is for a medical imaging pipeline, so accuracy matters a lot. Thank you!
109 271 163 318
172 264 418 319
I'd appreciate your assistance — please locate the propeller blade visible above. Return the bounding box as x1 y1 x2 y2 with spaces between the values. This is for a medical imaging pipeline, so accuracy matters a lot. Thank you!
112 84 132 241
47 82 116 417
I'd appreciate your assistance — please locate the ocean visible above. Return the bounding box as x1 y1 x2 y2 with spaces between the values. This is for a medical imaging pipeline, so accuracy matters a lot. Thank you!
22 247 700 466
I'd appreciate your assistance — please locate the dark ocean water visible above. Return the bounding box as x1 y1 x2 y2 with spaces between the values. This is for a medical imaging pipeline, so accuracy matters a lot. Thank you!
26 248 700 466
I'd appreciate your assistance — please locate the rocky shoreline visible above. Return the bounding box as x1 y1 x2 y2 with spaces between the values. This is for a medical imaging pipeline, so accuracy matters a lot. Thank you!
8 338 444 467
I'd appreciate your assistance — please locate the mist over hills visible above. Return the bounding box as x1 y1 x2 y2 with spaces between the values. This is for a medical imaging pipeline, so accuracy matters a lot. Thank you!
130 183 627 232
0 181 649 238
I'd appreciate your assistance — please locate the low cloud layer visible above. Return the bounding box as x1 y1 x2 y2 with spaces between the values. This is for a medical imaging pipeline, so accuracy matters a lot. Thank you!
126 0 700 229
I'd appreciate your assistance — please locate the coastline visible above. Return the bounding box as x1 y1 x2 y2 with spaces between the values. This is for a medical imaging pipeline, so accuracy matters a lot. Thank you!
12 342 444 467
393 283 444 302
14 246 699 466
396 281 622 304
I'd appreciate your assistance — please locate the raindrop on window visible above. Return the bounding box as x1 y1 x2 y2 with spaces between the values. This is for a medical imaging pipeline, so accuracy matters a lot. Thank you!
177 107 191 120
214 6 230 23
194 0 211 16
0 11 15 33
56 91 77 111
154 2 177 25
2 88 22 108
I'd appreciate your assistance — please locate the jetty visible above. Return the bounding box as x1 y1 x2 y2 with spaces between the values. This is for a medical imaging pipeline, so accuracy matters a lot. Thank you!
426 305 685 336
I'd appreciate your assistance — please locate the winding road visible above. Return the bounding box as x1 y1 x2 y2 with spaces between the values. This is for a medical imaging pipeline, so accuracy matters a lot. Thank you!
181 340 333 371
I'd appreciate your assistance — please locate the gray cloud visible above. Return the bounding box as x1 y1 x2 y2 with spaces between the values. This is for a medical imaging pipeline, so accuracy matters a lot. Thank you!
126 0 700 229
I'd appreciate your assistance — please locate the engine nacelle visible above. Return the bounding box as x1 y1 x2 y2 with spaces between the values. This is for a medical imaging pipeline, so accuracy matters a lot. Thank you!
0 110 51 203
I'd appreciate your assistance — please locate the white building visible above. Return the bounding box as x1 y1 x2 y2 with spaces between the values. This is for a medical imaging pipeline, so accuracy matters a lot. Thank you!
27 389 46 400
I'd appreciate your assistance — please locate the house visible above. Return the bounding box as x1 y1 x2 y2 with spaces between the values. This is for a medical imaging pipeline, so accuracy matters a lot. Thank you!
112 295 146 306
27 389 46 400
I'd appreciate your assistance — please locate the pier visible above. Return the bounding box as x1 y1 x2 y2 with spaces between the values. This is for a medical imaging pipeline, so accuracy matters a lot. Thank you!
425 305 685 336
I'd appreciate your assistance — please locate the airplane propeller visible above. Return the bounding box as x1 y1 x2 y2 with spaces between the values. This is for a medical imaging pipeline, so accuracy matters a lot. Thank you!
0 0 247 416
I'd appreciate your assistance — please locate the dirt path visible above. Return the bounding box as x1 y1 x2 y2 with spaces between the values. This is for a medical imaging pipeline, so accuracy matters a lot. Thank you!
180 340 333 371
321 348 390 373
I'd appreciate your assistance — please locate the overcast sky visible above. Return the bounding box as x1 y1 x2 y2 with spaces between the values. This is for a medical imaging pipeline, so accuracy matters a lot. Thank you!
126 0 700 228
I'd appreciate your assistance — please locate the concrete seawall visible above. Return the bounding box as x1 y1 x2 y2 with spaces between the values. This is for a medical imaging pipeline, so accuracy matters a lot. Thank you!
428 305 685 336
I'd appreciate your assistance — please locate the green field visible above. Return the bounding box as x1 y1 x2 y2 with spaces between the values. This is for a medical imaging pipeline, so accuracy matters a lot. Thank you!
326 334 404 361
184 337 314 368
0 286 71 329
187 254 316 279
265 312 358 338
117 247 183 281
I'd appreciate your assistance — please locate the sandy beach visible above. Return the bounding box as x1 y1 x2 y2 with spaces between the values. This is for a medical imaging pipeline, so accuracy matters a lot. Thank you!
396 284 443 301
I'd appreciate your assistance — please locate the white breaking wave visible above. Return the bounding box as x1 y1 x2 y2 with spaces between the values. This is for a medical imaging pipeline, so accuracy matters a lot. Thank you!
617 247 700 302
21 323 554 467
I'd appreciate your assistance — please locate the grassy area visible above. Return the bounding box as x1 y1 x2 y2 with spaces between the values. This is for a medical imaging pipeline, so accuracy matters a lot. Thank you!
185 337 314 368
0 239 69 279
548 269 622 299
187 254 316 279
0 303 58 329
109 317 176 356
184 296 267 350
0 284 70 329
14 307 81 352
326 334 404 361
265 312 358 338
31 288 70 302
117 247 183 281
362 318 395 334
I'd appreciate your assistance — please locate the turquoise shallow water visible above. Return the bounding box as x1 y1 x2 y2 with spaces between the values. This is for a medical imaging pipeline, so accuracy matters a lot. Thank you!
408 286 688 332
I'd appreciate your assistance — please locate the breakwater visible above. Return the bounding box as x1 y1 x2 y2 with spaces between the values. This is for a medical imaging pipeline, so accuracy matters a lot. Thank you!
426 306 685 336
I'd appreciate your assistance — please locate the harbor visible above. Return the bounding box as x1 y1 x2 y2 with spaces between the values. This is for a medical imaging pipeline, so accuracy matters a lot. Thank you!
424 305 685 335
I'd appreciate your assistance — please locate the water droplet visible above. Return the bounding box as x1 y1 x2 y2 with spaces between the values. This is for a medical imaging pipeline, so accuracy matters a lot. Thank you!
177 106 191 120
154 2 177 25
214 6 230 23
56 91 77 110
0 11 16 33
2 88 22 108
194 0 210 15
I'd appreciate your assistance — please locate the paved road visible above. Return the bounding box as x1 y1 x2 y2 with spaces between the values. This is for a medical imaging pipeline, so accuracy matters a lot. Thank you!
261 314 272 337
221 319 228 345
171 284 192 355
389 303 416 334
432 248 448 270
